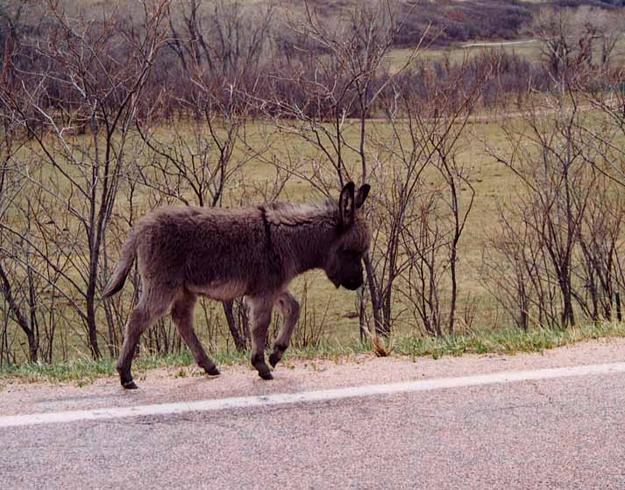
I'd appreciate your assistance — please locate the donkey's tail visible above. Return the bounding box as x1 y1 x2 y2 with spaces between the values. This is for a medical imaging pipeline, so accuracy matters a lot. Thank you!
103 232 138 298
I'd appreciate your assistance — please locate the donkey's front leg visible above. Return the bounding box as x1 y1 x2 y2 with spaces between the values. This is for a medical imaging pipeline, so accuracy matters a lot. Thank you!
246 295 274 380
270 291 300 368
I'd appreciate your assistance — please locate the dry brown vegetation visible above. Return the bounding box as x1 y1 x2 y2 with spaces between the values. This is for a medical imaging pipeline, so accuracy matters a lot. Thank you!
0 0 624 367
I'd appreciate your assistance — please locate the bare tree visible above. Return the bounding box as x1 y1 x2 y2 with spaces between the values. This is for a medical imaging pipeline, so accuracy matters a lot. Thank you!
145 1 279 351
533 6 624 92
576 182 625 322
371 62 480 337
482 91 625 329
0 25 45 362
0 0 170 359
258 0 425 341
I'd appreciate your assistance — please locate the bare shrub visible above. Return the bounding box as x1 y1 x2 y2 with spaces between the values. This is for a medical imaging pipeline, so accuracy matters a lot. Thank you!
258 1 426 344
368 59 481 338
532 6 625 90
483 87 625 329
285 279 330 350
0 0 170 360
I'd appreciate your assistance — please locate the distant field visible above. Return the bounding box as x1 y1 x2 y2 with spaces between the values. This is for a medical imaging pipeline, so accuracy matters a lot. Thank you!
6 101 621 365
385 39 539 71
387 36 625 71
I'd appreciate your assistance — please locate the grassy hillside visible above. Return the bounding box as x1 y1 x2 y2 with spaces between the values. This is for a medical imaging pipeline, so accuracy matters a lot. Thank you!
5 0 624 50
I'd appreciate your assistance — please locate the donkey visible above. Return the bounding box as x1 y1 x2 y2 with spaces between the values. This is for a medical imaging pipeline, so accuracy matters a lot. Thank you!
103 182 371 389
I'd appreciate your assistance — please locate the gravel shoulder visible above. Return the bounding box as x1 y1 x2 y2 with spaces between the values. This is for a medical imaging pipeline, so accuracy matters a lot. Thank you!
1 337 624 417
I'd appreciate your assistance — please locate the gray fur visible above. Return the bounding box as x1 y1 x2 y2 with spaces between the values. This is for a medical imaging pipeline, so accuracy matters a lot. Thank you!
104 182 371 388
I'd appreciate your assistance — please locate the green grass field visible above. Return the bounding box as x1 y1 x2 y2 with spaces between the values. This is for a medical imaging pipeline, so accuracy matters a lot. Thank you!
4 104 617 364
387 39 540 70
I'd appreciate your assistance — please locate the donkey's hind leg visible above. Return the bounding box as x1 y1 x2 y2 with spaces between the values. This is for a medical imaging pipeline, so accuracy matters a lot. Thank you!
269 291 300 368
171 291 220 376
117 284 176 389
246 295 274 380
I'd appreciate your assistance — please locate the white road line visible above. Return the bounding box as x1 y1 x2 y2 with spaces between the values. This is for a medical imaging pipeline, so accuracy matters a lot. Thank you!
2 361 625 428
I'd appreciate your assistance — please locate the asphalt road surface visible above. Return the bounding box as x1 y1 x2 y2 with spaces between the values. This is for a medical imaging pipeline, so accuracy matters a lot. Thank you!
2 339 625 489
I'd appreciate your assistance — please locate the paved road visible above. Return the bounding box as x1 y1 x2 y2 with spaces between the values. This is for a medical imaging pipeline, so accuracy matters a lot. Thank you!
2 340 625 489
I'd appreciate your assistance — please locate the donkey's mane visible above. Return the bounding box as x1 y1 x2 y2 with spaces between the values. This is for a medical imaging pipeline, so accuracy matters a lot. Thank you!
263 200 337 227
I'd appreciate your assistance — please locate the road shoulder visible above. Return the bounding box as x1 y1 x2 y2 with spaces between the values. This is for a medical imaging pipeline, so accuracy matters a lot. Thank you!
1 337 623 417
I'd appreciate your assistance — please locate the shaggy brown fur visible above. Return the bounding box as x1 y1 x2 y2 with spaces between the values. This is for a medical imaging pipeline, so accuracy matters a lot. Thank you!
104 182 371 388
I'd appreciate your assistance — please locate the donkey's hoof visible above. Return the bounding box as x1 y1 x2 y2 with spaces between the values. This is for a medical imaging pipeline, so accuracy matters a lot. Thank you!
122 380 139 390
258 370 274 381
205 366 221 376
269 353 281 368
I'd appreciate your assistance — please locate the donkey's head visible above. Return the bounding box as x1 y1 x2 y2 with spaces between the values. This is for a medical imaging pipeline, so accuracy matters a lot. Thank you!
324 182 371 290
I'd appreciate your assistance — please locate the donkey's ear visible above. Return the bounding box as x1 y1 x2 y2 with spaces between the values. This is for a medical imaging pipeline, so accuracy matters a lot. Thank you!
355 184 370 209
339 181 356 228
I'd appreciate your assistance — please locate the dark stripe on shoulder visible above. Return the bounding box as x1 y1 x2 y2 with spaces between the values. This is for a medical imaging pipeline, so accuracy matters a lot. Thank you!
258 205 282 273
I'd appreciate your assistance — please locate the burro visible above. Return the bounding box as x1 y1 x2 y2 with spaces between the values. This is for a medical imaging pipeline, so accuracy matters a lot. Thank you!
103 182 371 389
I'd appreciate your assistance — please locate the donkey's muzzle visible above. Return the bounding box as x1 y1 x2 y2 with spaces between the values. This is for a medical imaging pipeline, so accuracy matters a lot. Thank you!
342 277 363 291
